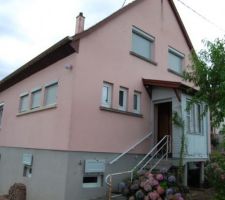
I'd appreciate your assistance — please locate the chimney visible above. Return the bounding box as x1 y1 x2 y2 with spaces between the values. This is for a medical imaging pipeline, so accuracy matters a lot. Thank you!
75 12 85 34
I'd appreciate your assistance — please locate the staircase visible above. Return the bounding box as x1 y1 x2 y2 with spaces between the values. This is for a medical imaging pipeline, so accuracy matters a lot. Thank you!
105 135 171 199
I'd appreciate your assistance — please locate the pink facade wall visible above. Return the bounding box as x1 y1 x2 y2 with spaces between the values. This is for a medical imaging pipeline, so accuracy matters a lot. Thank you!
0 55 74 150
69 0 191 153
0 0 192 153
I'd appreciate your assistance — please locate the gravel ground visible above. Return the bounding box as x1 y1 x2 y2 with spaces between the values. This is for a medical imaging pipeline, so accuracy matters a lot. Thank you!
185 188 215 200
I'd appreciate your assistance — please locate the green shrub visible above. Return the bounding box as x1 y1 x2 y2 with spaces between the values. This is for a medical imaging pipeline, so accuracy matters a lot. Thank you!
205 152 225 200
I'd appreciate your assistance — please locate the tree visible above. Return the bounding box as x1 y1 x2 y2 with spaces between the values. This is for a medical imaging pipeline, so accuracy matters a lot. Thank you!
184 38 225 129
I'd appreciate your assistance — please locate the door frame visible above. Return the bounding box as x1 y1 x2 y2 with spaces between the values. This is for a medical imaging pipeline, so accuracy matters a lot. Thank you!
153 99 173 153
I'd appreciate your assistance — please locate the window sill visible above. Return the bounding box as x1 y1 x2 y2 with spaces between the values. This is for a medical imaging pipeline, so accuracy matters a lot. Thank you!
167 68 183 77
100 106 143 118
17 104 57 116
130 51 157 66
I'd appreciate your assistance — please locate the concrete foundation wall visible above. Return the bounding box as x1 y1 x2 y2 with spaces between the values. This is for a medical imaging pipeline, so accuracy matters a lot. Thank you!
0 147 144 200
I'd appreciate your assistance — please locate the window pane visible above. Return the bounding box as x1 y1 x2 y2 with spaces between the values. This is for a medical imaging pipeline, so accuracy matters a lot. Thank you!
20 95 29 112
196 104 202 133
169 52 182 73
119 90 124 107
101 83 112 107
132 32 152 60
102 86 109 104
0 105 3 126
31 90 41 109
45 83 58 106
118 88 127 111
133 92 141 113
133 94 138 110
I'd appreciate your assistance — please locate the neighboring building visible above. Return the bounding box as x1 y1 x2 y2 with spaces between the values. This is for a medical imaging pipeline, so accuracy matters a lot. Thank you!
0 0 210 199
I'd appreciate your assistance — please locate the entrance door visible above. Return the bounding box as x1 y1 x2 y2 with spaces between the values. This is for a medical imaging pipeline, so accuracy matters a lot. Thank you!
157 102 172 142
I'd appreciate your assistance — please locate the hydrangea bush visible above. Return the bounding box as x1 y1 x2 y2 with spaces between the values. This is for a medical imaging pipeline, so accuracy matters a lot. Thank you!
118 170 185 200
205 151 225 200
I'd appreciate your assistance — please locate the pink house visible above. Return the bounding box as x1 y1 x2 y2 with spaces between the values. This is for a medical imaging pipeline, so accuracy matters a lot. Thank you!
0 0 210 199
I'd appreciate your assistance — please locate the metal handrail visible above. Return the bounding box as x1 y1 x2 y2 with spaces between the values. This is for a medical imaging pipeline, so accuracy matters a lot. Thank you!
139 141 168 171
105 134 171 199
109 132 153 164
105 170 132 186
132 135 169 172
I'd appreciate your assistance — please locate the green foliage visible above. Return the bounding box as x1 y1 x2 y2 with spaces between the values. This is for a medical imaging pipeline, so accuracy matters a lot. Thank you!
172 112 185 186
205 151 225 200
184 38 225 128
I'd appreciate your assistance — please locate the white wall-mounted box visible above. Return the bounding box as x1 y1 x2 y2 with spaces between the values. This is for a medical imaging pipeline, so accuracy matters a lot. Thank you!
22 153 33 166
85 160 105 173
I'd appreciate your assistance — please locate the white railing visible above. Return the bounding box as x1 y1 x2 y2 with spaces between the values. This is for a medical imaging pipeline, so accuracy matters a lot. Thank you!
109 132 153 164
105 135 171 199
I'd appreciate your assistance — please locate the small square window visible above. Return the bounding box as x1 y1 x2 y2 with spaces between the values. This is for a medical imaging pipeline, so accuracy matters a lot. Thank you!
118 87 128 111
101 82 112 108
31 89 42 109
168 48 184 74
0 104 4 127
82 175 103 188
132 26 154 61
44 83 58 106
133 92 141 114
19 94 29 113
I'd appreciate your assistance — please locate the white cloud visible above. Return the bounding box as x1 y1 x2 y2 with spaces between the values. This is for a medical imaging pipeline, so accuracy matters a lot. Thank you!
0 0 130 80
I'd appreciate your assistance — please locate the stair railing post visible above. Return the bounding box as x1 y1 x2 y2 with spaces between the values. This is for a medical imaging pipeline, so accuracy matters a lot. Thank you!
108 175 112 200
166 135 169 160
131 171 133 182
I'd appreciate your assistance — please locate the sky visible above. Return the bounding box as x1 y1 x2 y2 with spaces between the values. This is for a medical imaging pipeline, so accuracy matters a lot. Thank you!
0 0 225 80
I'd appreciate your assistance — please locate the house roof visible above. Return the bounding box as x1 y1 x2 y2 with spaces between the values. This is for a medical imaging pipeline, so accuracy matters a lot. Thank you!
0 37 76 92
0 0 194 93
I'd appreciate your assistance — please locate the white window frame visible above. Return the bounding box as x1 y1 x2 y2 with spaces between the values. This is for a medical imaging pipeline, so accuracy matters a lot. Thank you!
118 87 128 111
19 93 29 113
186 99 203 135
101 82 113 108
31 88 42 109
44 82 58 106
133 91 141 114
0 103 4 128
82 175 103 188
132 26 155 61
168 47 184 74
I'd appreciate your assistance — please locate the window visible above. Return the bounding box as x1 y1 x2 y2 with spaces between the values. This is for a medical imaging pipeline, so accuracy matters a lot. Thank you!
101 82 112 108
44 82 58 106
186 99 203 134
118 87 128 111
82 175 103 188
22 153 33 178
168 47 184 74
23 165 32 178
31 89 42 109
132 26 154 61
133 92 141 114
0 104 4 127
19 94 29 112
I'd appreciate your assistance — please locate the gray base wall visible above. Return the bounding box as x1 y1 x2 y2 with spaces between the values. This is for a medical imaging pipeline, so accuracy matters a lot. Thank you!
0 147 144 200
